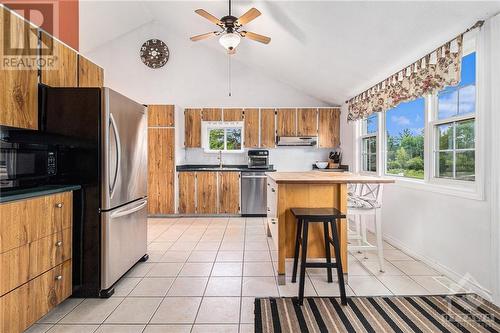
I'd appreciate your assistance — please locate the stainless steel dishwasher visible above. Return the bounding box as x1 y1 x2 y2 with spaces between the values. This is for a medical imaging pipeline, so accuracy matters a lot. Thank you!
241 172 268 216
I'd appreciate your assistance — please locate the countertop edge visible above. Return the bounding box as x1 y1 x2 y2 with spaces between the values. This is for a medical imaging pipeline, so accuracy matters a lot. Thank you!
0 185 82 204
265 172 396 184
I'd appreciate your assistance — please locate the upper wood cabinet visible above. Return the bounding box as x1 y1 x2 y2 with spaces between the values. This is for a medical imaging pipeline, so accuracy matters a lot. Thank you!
178 172 196 214
148 105 175 127
77 55 103 88
148 127 175 215
318 108 341 148
0 7 38 129
202 108 222 121
223 108 243 121
244 108 259 148
297 108 318 136
184 108 202 148
196 172 218 214
40 32 77 87
260 108 276 148
218 172 240 214
277 108 297 136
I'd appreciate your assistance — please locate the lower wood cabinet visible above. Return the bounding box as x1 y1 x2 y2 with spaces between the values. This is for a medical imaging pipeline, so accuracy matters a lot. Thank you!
218 172 240 214
0 260 71 333
0 191 73 333
178 172 240 215
178 172 196 214
196 172 218 214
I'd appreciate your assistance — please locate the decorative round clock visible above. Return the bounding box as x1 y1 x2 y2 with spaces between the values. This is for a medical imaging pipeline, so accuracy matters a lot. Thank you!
140 39 169 69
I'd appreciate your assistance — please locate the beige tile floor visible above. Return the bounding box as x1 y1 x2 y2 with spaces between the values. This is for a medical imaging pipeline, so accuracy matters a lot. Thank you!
30 217 466 333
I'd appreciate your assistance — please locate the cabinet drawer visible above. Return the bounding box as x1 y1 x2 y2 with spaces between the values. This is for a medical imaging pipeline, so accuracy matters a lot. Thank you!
31 192 72 241
0 260 72 333
268 217 279 251
0 192 72 254
29 260 72 323
0 244 29 296
29 228 72 279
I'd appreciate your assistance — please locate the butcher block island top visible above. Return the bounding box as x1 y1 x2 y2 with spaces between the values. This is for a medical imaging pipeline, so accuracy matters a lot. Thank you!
266 171 396 184
265 171 393 285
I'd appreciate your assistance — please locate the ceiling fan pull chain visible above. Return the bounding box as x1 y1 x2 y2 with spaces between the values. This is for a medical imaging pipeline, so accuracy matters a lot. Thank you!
228 53 232 97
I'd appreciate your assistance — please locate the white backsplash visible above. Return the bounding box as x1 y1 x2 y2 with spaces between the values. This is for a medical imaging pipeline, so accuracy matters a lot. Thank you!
183 148 334 172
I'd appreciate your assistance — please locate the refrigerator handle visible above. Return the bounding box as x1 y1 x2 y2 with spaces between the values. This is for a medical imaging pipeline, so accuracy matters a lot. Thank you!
109 113 121 199
110 199 148 219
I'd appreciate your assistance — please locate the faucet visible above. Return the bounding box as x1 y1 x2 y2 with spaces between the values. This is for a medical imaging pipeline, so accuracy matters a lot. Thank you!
217 150 223 168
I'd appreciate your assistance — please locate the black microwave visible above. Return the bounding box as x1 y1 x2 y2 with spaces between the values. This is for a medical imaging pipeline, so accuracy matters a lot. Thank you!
0 140 57 190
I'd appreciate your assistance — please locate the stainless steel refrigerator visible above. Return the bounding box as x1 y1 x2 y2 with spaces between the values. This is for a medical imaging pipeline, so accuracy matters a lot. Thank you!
39 85 148 297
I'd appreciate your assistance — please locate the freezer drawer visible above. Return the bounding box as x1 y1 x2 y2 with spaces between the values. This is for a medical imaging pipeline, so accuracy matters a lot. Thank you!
101 198 148 291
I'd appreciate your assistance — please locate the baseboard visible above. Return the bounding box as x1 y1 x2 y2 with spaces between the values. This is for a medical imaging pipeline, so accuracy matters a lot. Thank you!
383 233 493 301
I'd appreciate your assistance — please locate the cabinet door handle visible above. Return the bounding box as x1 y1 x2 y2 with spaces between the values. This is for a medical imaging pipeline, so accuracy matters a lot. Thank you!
55 241 63 247
55 203 63 208
55 275 62 281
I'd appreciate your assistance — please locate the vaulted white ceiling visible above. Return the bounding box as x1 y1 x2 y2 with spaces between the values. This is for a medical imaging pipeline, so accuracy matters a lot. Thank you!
80 1 500 105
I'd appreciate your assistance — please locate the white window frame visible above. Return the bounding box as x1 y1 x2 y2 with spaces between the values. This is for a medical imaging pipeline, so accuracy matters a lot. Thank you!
202 121 245 153
355 30 484 200
359 114 378 174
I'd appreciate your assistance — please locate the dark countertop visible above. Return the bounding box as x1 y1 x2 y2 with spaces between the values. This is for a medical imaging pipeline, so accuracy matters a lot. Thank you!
0 185 81 204
176 164 275 172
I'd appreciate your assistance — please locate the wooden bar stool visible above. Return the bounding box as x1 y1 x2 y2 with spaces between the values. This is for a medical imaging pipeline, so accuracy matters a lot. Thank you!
291 208 347 306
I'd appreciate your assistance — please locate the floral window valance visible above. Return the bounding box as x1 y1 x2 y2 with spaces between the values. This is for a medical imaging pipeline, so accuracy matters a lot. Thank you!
346 22 482 122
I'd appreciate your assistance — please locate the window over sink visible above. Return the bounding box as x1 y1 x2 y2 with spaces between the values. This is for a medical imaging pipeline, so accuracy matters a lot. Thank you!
202 121 244 153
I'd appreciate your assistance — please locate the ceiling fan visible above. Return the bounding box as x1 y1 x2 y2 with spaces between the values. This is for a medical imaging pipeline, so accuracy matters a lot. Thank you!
190 0 271 54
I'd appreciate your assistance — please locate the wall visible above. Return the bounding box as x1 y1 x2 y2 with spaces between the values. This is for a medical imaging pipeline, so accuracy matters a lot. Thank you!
341 15 500 304
85 21 341 171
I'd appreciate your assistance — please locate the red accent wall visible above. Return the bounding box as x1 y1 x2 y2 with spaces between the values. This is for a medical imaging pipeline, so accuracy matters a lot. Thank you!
2 0 79 51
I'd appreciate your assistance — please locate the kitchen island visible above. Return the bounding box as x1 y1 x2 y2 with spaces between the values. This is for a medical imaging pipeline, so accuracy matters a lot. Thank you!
265 171 394 284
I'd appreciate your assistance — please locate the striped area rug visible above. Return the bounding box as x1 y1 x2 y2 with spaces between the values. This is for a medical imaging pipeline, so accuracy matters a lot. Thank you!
255 294 500 333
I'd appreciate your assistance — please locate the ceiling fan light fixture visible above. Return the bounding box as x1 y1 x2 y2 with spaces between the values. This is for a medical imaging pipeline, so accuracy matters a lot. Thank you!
219 32 241 51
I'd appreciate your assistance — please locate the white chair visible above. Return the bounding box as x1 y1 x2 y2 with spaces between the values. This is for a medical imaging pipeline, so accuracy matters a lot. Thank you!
347 183 385 272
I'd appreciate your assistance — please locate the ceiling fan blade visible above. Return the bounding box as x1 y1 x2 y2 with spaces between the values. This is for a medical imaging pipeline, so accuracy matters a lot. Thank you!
190 32 217 42
241 31 271 44
236 8 261 26
195 9 223 26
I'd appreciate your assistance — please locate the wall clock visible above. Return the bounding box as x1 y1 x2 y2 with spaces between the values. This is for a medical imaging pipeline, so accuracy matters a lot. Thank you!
140 39 169 69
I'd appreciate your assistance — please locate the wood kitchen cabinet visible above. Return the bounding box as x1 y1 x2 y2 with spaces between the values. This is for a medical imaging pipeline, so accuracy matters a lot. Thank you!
218 172 240 214
196 172 218 214
202 108 222 121
178 172 196 214
260 108 276 148
0 191 73 333
244 108 259 148
0 7 39 129
223 108 243 121
297 108 318 136
40 31 78 87
184 108 202 148
148 105 175 127
78 55 103 88
318 108 341 148
148 127 175 215
277 108 297 136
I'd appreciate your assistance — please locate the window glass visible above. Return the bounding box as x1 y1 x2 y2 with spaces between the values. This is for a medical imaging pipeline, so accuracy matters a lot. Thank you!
362 137 377 172
438 52 476 119
435 52 476 182
226 128 242 150
363 114 378 135
209 129 224 150
385 98 425 179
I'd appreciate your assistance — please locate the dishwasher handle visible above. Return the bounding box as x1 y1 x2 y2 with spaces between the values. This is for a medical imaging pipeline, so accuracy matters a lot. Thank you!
241 175 268 179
